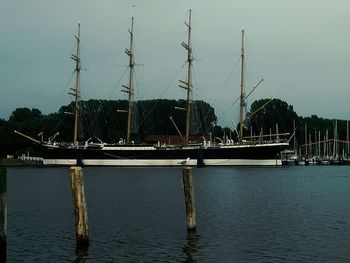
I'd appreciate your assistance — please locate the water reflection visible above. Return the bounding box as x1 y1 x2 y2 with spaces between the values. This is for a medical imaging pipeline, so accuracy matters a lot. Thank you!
183 231 199 263
73 246 89 263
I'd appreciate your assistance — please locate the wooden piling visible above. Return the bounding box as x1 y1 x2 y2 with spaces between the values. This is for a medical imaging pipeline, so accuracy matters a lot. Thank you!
70 166 89 247
0 168 7 261
182 167 196 231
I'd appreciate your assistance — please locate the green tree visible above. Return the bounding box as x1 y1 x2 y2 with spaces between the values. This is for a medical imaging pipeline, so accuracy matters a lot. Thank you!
247 98 298 137
9 108 42 123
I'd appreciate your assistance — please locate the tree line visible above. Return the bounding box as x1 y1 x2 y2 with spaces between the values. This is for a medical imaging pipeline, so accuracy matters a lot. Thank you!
0 98 348 157
0 99 216 157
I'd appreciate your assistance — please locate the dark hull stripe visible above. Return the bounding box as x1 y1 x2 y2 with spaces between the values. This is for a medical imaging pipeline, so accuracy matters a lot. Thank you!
39 143 288 166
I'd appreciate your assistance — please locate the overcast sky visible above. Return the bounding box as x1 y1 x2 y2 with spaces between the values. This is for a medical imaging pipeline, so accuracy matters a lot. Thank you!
1 0 350 127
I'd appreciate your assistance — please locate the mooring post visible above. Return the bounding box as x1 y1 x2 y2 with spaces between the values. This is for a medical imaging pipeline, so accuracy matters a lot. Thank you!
182 167 196 231
70 166 89 247
0 168 7 261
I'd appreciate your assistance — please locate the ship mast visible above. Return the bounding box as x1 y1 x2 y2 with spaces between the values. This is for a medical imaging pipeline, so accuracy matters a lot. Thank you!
69 22 81 146
179 10 193 144
121 17 135 144
239 30 245 142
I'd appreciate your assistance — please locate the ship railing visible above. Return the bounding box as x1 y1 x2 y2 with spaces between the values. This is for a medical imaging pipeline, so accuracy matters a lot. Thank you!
84 137 105 148
207 137 288 148
18 154 43 162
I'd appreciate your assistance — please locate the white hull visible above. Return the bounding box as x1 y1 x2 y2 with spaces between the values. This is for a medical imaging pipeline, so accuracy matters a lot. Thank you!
43 159 77 166
43 158 281 166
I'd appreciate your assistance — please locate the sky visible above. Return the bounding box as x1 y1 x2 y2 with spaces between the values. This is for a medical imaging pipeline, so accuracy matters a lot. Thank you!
1 0 350 128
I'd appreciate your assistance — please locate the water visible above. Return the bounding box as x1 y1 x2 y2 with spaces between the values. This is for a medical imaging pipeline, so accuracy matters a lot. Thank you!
5 166 350 262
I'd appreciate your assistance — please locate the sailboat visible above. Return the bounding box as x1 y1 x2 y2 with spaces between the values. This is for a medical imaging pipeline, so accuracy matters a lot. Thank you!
15 11 289 166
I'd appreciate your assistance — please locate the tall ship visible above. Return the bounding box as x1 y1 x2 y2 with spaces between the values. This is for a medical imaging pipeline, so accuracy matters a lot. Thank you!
15 11 289 166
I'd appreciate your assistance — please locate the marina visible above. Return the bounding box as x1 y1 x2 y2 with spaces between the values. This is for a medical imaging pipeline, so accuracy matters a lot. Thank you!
282 120 350 165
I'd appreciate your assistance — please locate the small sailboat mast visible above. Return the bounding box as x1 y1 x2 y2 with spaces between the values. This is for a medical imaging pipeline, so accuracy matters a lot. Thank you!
69 22 81 146
122 17 135 144
239 30 245 142
347 120 349 156
179 9 193 144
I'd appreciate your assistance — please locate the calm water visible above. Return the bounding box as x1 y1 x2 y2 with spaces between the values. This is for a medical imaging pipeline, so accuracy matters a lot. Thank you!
5 166 350 262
